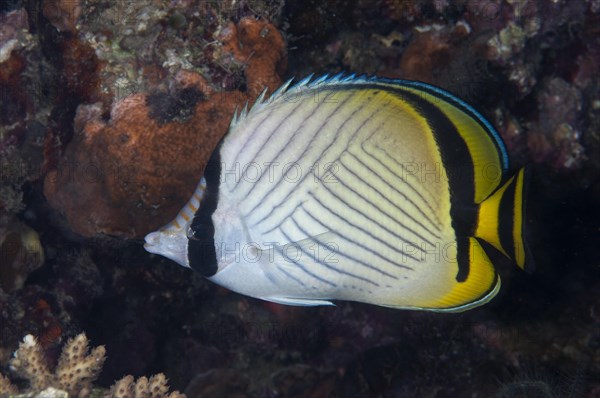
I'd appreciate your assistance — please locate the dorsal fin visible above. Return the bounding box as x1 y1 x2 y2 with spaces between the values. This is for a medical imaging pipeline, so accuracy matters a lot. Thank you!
229 73 377 127
160 177 206 233
228 73 508 173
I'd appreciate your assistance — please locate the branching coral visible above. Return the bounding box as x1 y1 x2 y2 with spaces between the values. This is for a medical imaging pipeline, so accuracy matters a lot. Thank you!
0 333 185 398
7 333 105 396
0 372 18 395
107 374 184 398
54 334 106 396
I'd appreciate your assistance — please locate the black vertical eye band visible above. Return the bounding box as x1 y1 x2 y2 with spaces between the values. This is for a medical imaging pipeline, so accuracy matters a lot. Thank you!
187 143 222 277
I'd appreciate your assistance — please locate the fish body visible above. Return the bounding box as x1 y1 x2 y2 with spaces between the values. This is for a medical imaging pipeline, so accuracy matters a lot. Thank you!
144 74 532 312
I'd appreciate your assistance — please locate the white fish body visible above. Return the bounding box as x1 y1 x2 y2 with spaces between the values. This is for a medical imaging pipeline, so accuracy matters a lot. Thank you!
144 75 532 312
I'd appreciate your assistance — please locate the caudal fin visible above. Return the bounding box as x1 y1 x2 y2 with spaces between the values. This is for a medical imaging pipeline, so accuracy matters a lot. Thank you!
475 167 534 272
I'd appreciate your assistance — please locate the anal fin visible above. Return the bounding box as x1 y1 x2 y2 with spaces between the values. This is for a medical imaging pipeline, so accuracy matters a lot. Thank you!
265 296 335 306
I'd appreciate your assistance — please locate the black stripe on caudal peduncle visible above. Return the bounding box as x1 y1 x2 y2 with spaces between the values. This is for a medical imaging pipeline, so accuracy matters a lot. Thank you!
498 177 516 262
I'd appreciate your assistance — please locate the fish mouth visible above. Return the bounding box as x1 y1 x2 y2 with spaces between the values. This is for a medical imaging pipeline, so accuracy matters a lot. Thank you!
142 228 190 268
143 231 161 253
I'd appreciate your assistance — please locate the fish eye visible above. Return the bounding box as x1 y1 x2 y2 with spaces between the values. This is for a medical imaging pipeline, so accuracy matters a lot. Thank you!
186 220 213 241
185 222 195 239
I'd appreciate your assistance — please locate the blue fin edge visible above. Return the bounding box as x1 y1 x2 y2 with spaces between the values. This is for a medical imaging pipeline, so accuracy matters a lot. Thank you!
233 73 509 172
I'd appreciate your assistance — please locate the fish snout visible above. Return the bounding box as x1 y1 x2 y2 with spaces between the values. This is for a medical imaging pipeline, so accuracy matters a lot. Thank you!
143 228 190 268
143 231 162 253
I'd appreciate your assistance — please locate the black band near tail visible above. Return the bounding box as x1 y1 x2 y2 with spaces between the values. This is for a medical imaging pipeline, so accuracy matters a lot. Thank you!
498 177 517 262
188 144 222 277
519 166 535 273
390 88 476 282
328 83 479 282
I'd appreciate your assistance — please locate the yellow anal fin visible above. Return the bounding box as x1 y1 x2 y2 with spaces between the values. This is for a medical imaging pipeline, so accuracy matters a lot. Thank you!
430 237 500 312
475 167 533 272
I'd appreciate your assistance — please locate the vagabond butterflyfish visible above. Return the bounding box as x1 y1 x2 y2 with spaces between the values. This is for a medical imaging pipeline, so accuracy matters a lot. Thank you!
144 74 533 312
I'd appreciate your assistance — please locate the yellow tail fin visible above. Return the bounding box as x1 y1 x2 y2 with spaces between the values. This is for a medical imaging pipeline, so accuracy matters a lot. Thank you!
475 167 533 272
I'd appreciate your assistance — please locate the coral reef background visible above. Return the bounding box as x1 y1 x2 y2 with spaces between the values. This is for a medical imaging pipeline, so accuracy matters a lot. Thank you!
1 0 599 397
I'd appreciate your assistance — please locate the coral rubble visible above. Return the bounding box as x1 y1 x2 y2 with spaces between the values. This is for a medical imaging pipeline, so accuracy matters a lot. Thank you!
528 77 586 170
0 8 34 64
0 217 44 293
0 7 47 215
42 0 82 33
